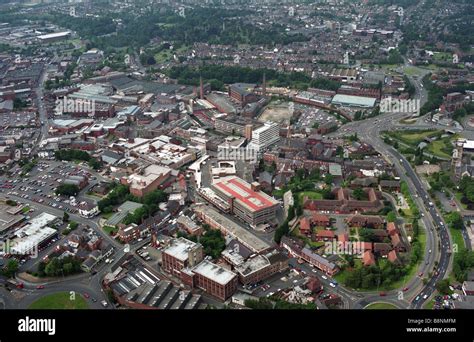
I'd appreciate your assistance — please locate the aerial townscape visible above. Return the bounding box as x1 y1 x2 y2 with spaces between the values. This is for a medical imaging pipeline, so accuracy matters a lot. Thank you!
0 0 473 319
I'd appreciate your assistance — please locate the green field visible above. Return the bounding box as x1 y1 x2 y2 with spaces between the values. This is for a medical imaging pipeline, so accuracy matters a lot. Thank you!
387 129 441 146
365 302 398 309
450 226 465 252
298 191 323 202
455 192 468 210
428 140 452 159
402 66 426 76
103 225 118 235
29 292 89 309
427 135 458 159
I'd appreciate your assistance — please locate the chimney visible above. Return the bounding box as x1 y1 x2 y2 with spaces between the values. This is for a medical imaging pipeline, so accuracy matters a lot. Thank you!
262 72 267 97
200 76 204 100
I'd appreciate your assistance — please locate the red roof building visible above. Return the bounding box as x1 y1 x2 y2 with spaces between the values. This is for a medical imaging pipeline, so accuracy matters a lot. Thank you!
362 250 376 266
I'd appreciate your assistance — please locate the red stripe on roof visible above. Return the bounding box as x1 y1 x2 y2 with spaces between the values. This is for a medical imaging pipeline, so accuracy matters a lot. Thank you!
215 177 275 211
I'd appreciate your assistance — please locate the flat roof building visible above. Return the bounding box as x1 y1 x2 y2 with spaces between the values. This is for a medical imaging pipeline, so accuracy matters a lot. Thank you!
248 121 280 152
187 260 238 301
211 176 279 225
121 164 172 198
193 205 271 254
331 94 376 108
162 237 204 277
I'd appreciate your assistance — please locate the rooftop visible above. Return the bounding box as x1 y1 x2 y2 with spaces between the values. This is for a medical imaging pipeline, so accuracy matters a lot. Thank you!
192 260 236 286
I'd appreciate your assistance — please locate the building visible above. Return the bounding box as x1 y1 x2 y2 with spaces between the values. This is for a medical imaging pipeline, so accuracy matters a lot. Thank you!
64 175 89 190
77 201 99 218
331 94 376 108
162 237 204 277
228 83 258 105
184 260 238 301
121 164 172 197
176 215 202 236
37 31 71 43
9 213 59 255
234 250 289 285
300 247 339 276
304 188 384 214
247 121 280 152
462 281 474 296
117 223 150 243
211 176 279 226
193 205 271 254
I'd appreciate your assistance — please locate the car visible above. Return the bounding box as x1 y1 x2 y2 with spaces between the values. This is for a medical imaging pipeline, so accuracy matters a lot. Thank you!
91 298 97 303
321 275 328 280
379 292 386 296
101 300 108 307
418 272 424 277
403 287 409 292
36 285 45 289
83 292 90 299
329 282 336 288
423 294 428 300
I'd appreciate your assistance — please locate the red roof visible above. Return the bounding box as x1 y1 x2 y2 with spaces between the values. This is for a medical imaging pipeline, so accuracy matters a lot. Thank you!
316 230 335 238
312 213 330 223
362 250 376 266
300 217 311 232
214 177 277 211
388 250 399 263
387 222 398 235
338 233 349 242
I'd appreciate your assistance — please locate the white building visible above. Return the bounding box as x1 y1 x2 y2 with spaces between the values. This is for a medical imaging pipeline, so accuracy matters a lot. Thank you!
248 121 280 152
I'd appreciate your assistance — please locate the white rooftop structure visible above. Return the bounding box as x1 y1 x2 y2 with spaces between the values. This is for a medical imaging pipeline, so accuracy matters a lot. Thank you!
164 237 201 262
192 260 236 285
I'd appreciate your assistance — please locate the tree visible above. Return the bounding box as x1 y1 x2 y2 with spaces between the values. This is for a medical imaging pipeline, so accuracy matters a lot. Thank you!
352 188 366 200
56 184 80 196
63 212 70 222
435 279 451 295
386 211 397 223
3 259 19 278
446 212 464 230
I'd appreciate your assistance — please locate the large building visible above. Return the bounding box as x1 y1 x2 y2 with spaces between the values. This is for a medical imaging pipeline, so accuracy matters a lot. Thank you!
331 94 376 108
193 205 271 254
121 164 172 197
211 176 279 226
247 121 280 152
9 213 59 255
228 83 259 105
182 260 238 301
162 237 204 277
233 251 289 285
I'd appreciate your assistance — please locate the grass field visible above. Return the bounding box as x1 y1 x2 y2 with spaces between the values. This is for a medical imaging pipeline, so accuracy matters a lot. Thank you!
364 302 398 309
428 140 452 159
29 292 89 309
449 226 465 252
298 191 323 203
103 225 118 235
387 129 441 146
427 135 458 159
455 192 468 210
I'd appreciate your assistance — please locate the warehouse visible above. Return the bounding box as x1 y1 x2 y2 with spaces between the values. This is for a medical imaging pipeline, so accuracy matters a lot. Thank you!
331 94 376 108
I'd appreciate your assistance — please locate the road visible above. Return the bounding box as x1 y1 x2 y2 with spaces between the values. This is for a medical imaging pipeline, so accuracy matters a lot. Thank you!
329 71 452 309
